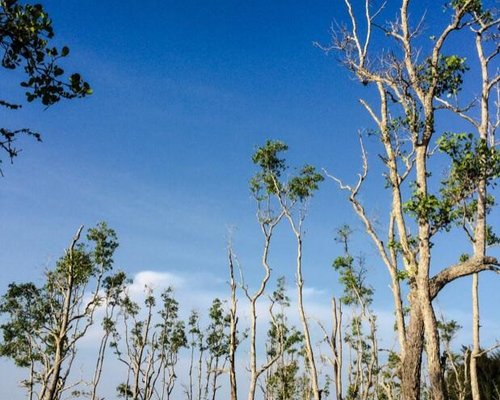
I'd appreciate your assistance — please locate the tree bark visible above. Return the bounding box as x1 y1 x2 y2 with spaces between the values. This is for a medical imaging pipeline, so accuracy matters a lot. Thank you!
400 297 424 400
470 273 480 400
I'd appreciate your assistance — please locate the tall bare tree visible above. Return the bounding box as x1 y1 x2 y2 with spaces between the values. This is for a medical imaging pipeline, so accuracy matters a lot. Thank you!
243 151 285 400
227 249 239 400
320 1 500 398
251 140 324 400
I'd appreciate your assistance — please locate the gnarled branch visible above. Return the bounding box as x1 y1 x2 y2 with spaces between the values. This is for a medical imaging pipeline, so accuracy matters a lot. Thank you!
430 256 499 299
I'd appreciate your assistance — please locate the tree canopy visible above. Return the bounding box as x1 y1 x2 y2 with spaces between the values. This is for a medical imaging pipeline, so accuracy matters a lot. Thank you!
0 0 91 173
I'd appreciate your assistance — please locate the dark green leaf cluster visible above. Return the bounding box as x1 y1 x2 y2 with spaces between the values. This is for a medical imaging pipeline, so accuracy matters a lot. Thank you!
44 224 119 292
103 271 129 307
158 287 187 357
0 283 46 367
252 140 288 175
333 226 374 305
404 132 500 232
418 55 468 96
0 0 91 170
187 310 204 351
271 277 290 308
403 133 500 233
450 0 483 14
47 246 94 289
388 237 418 259
251 140 288 197
87 222 119 271
267 319 304 359
266 361 302 400
403 190 456 231
0 1 92 105
206 298 231 358
116 383 133 398
288 165 324 201
438 133 500 196
459 253 470 262
332 255 374 306
396 269 409 282
251 140 323 202
118 293 140 318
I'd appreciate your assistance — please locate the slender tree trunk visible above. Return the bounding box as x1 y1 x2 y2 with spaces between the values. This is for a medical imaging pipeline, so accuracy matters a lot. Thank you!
228 251 238 400
420 293 446 400
401 297 424 400
197 348 204 400
211 358 219 400
188 343 195 400
246 220 278 400
470 273 481 400
91 305 116 400
469 23 492 400
293 233 321 400
91 332 109 400
204 356 213 400
332 298 342 400
247 295 259 400
42 251 76 400
416 139 446 400
27 343 35 400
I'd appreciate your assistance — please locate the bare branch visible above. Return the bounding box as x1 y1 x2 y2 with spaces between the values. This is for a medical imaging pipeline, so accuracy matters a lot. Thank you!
476 342 500 358
359 99 381 125
435 97 479 128
487 74 500 92
430 256 499 299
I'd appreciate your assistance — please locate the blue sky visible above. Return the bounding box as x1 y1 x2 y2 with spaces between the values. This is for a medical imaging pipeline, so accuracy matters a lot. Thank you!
1 0 371 284
0 1 499 396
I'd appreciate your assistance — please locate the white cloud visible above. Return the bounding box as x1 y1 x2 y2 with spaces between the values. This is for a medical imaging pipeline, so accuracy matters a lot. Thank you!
128 270 186 295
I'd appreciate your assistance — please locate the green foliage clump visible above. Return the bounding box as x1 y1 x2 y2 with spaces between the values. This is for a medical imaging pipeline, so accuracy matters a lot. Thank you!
0 223 119 400
0 282 45 367
159 287 188 359
333 225 374 306
404 132 500 236
0 0 92 170
438 133 500 196
251 140 323 202
206 298 231 358
0 1 92 104
403 189 455 230
450 0 483 14
332 255 374 306
418 54 468 96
